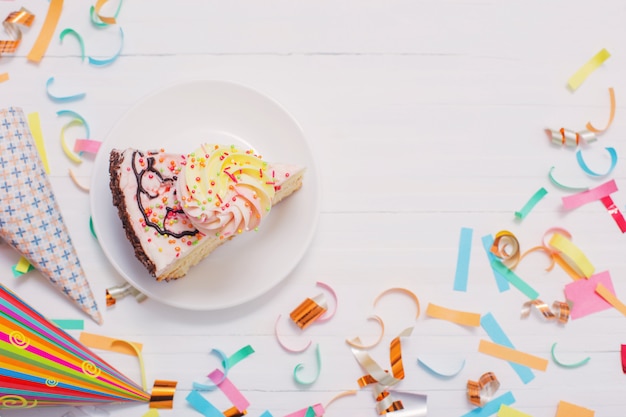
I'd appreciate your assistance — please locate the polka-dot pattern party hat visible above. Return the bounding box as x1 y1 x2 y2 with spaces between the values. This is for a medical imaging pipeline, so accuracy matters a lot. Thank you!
0 107 102 324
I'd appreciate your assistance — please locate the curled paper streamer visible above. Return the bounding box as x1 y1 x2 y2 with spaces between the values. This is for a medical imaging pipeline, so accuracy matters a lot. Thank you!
550 343 590 368
491 260 539 300
576 147 617 177
586 87 616 133
208 368 250 412
106 282 147 307
290 293 327 329
478 340 548 371
515 187 547 220
467 372 500 407
481 234 510 292
223 345 255 370
490 231 521 269
518 245 556 272
417 356 465 378
520 300 570 324
91 0 124 27
345 315 385 349
69 168 90 192
109 339 147 391
548 232 594 279
354 327 413 388
27 0 63 63
46 76 86 102
79 332 143 355
315 281 337 323
546 128 596 147
374 287 421 319
0 8 34 55
567 48 611 91
548 166 589 192
562 179 626 233
88 27 124 66
294 343 322 385
59 28 85 61
274 314 312 353
149 380 177 409
425 303 481 327
192 348 228 391
325 390 357 409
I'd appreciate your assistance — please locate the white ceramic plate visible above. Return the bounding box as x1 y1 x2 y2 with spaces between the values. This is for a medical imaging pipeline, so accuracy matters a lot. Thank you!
90 80 319 310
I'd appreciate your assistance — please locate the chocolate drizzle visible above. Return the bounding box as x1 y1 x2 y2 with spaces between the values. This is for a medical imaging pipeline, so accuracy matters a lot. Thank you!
131 150 198 239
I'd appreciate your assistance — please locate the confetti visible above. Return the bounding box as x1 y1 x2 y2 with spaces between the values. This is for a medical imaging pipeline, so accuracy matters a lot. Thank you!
481 234 510 292
46 76 86 102
564 271 615 319
555 400 595 417
79 332 143 355
548 232 594 279
207 368 250 412
69 167 90 192
149 380 177 409
274 314 312 353
88 26 124 66
0 8 34 55
192 348 227 391
91 0 123 27
467 372 500 407
550 343 590 368
51 319 84 330
74 138 102 154
345 315 385 349
491 260 540 300
27 0 63 63
460 392 515 417
315 281 337 323
497 405 532 417
546 128 596 147
548 166 589 192
595 282 626 316
514 187 547 220
490 230 521 269
567 48 611 91
59 28 85 61
520 300 569 324
621 345 626 374
426 303 481 327
186 390 223 417
586 87 616 133
480 313 535 384
290 293 327 329
374 287 421 319
453 227 473 291
294 343 322 385
417 356 465 378
478 340 548 371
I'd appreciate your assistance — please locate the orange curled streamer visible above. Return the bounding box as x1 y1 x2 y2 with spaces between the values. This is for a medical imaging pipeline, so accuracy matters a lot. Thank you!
521 300 570 324
374 287 421 319
586 87 616 133
290 294 327 330
467 372 500 407
519 245 556 271
27 0 63 63
94 0 118 25
490 231 521 269
346 315 385 349
0 8 34 54
149 380 177 409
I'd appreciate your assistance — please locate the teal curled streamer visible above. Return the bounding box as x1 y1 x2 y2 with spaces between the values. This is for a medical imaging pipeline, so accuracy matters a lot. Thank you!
57 109 90 138
59 28 85 61
294 344 321 385
576 147 618 177
46 77 86 102
548 166 589 192
88 27 124 66
223 345 255 370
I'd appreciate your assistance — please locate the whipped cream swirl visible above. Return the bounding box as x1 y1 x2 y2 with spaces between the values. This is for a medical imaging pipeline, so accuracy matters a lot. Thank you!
177 144 276 237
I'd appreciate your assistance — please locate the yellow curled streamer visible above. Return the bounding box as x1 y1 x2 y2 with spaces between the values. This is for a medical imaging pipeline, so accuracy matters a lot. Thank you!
586 87 616 133
520 300 570 324
467 372 500 407
374 287 421 319
111 339 147 391
548 232 595 279
490 231 520 269
345 315 385 349
60 119 85 164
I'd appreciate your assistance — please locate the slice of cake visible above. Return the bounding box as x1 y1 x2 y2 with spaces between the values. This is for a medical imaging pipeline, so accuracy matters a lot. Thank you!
109 144 304 281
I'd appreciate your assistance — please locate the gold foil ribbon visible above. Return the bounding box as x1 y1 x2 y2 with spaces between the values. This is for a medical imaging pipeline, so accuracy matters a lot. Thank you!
290 293 327 329
223 406 247 417
521 300 570 324
106 282 147 306
149 380 177 409
354 327 413 388
0 8 34 55
490 231 520 269
546 128 597 147
467 372 500 407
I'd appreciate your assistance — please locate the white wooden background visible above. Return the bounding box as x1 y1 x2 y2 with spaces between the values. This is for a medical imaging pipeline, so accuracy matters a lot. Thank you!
1 1 626 416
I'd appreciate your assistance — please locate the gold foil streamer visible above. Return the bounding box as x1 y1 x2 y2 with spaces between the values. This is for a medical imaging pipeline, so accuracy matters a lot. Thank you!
149 380 177 409
106 282 147 307
546 128 597 147
290 293 327 329
0 8 34 55
521 300 570 324
223 406 247 417
490 231 520 269
466 372 500 407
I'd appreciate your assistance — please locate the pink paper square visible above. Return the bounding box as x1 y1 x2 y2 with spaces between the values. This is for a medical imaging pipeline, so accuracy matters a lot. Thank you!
564 270 615 319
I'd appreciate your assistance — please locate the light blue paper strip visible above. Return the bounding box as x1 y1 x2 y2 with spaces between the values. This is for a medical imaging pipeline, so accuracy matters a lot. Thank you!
576 147 618 177
481 313 535 384
490 260 539 300
88 27 124 66
459 391 515 417
454 227 473 292
186 391 223 417
260 412 274 417
481 235 510 292
46 77 86 102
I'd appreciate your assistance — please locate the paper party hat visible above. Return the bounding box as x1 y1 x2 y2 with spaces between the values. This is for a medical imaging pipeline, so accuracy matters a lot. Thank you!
0 283 150 408
0 107 102 323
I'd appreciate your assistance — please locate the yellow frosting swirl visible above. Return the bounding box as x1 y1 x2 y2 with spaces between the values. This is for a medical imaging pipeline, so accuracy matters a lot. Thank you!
177 144 276 237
